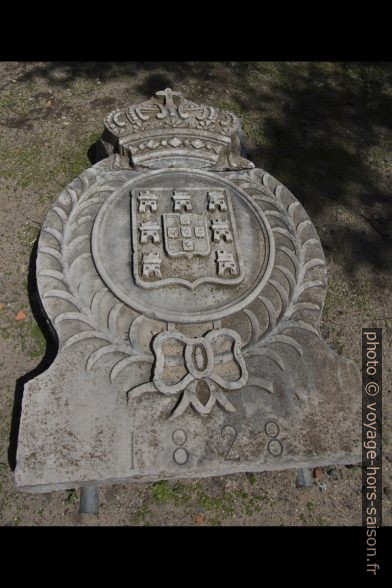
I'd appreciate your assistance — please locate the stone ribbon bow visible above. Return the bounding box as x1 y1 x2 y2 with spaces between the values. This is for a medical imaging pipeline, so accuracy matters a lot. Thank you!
128 328 248 418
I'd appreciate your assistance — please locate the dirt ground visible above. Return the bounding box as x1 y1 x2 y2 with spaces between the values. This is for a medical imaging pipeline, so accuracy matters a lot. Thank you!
0 62 391 526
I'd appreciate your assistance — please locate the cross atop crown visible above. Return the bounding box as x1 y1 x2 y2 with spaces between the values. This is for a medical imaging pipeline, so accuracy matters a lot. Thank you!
155 88 183 116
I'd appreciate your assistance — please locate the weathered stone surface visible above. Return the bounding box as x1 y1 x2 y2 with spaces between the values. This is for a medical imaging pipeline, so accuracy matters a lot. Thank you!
15 89 361 493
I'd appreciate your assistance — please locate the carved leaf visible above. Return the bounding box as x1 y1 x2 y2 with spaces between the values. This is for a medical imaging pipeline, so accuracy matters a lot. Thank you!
62 330 109 351
302 258 325 274
53 206 68 225
247 376 274 394
128 315 145 348
44 289 79 308
108 303 123 332
67 188 78 207
38 269 67 284
287 201 300 219
270 280 290 315
54 312 94 328
258 295 277 331
243 309 262 345
272 227 297 246
86 344 120 371
296 220 312 236
278 320 320 337
110 354 153 383
268 334 303 356
277 245 300 273
44 228 63 245
287 302 321 317
247 347 284 371
274 265 296 292
67 235 90 254
40 246 63 266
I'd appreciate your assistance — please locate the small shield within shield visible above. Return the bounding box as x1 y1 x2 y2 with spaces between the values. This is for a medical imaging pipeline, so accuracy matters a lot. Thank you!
131 187 244 289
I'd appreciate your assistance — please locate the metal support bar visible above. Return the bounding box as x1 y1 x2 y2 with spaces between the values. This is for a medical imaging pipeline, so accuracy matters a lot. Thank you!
296 468 314 488
79 485 99 514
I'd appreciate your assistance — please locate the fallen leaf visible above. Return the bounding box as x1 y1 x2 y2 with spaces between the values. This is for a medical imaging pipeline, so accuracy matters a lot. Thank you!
15 310 26 321
313 467 323 481
0 303 4 310
195 514 205 525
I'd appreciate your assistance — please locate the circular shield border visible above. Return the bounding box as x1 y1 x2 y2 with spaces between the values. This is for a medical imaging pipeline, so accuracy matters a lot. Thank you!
92 168 275 324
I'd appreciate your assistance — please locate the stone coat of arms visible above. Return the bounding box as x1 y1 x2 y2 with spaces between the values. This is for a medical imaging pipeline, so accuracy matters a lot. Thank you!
15 88 361 497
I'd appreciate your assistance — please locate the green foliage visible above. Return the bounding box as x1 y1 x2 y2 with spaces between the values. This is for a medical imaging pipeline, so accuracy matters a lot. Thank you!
66 489 78 504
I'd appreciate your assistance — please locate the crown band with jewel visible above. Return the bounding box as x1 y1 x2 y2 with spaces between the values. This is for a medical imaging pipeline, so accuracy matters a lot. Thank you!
101 88 254 170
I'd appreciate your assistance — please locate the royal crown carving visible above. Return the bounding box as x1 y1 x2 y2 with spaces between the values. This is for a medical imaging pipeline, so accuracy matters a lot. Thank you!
102 88 254 170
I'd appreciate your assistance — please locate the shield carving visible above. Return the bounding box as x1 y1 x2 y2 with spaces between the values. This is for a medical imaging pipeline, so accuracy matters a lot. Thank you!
131 187 244 289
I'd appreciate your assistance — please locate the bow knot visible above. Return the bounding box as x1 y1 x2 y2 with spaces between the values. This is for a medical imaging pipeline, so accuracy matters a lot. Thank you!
128 327 248 417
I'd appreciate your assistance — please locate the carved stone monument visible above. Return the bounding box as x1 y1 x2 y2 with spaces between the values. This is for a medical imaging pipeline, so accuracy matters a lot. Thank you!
15 89 361 493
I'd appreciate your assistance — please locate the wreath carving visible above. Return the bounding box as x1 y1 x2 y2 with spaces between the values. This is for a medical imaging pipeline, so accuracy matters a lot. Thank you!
38 170 154 388
37 166 327 413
